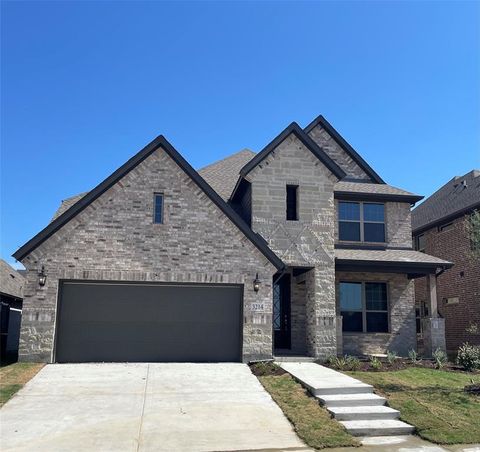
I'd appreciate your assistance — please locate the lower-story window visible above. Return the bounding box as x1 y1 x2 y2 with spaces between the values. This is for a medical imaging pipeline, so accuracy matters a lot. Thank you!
339 281 389 333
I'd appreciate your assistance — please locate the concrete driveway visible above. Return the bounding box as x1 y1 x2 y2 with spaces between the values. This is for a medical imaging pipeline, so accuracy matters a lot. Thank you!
0 363 308 452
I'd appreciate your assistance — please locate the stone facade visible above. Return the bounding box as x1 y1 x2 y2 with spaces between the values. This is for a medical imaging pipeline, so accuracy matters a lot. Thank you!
245 133 338 359
422 318 447 357
307 124 371 181
19 147 276 362
335 271 416 356
16 120 427 363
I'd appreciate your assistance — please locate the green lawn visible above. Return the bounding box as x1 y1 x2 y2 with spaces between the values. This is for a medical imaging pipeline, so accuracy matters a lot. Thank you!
347 367 480 444
259 373 359 449
0 362 44 406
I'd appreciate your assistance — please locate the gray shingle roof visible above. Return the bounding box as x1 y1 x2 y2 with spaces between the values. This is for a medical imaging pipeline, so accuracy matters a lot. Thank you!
49 150 255 221
335 248 452 266
412 170 480 233
0 259 26 299
51 192 88 221
198 149 255 200
334 181 422 200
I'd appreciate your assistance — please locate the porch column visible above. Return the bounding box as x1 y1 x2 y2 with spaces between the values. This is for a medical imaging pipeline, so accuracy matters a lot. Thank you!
422 272 446 357
427 274 438 318
305 266 337 360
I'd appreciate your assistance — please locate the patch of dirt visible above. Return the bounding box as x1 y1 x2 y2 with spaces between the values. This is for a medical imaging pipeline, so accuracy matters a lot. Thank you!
249 361 286 376
464 384 480 394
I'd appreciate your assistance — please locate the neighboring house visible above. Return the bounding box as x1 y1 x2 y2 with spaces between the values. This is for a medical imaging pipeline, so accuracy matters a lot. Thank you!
13 115 452 363
0 259 25 362
412 170 480 355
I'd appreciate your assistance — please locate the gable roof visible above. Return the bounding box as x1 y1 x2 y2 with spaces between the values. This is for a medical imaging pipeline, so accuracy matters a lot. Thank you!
304 115 385 184
0 259 25 300
412 169 480 234
239 122 346 180
12 136 284 270
198 149 256 200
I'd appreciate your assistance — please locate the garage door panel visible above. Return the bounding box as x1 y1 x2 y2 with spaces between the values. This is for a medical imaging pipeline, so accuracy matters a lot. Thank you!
55 282 242 363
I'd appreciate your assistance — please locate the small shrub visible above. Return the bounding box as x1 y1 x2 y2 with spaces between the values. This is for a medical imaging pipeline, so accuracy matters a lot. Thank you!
346 355 361 371
326 355 337 366
432 348 448 369
457 343 480 371
408 349 420 364
386 350 398 365
328 355 361 371
369 356 382 370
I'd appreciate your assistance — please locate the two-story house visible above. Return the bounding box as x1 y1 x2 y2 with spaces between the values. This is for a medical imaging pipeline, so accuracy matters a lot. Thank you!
412 170 480 355
13 115 451 363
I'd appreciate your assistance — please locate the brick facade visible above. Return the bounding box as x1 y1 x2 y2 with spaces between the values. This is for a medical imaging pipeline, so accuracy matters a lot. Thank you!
307 124 370 181
414 215 480 353
16 120 428 362
336 272 416 356
334 200 412 247
18 147 276 362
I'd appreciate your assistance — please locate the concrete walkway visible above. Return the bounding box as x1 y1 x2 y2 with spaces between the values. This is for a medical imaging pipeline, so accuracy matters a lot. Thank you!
279 362 414 436
0 363 309 452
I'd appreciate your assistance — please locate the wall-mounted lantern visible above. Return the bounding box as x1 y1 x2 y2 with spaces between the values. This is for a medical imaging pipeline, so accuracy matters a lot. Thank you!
253 273 261 292
38 266 47 287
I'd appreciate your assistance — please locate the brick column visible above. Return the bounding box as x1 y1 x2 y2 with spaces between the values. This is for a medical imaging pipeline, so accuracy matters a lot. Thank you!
422 273 446 357
422 317 446 357
305 266 337 360
336 316 343 356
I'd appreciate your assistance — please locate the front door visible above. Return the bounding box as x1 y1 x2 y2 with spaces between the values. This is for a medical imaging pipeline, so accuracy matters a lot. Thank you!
273 274 291 349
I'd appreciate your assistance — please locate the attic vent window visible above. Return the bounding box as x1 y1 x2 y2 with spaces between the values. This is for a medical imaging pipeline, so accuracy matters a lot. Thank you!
286 185 298 221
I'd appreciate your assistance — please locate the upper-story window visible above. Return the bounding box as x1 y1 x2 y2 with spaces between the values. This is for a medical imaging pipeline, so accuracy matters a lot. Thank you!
338 201 385 242
414 234 425 252
286 185 298 221
153 193 164 224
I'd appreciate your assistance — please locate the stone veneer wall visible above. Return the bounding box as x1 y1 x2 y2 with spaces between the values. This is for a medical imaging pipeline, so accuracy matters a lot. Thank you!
335 271 416 356
291 272 307 354
245 133 338 359
334 200 412 248
19 147 276 362
307 124 370 181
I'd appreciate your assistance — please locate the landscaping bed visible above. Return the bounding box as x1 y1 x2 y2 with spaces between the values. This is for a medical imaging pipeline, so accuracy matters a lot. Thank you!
249 362 359 449
346 367 480 444
0 362 44 406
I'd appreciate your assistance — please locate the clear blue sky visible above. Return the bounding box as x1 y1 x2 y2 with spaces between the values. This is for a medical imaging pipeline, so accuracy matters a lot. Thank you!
1 0 479 267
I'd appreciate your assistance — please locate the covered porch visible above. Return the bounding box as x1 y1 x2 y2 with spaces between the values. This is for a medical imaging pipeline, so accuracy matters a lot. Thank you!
335 248 453 357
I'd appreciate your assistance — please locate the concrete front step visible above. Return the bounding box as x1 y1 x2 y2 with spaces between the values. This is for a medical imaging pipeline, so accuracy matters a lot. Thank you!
328 405 400 421
340 419 415 436
317 393 387 407
312 385 373 396
278 362 373 396
274 356 317 363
